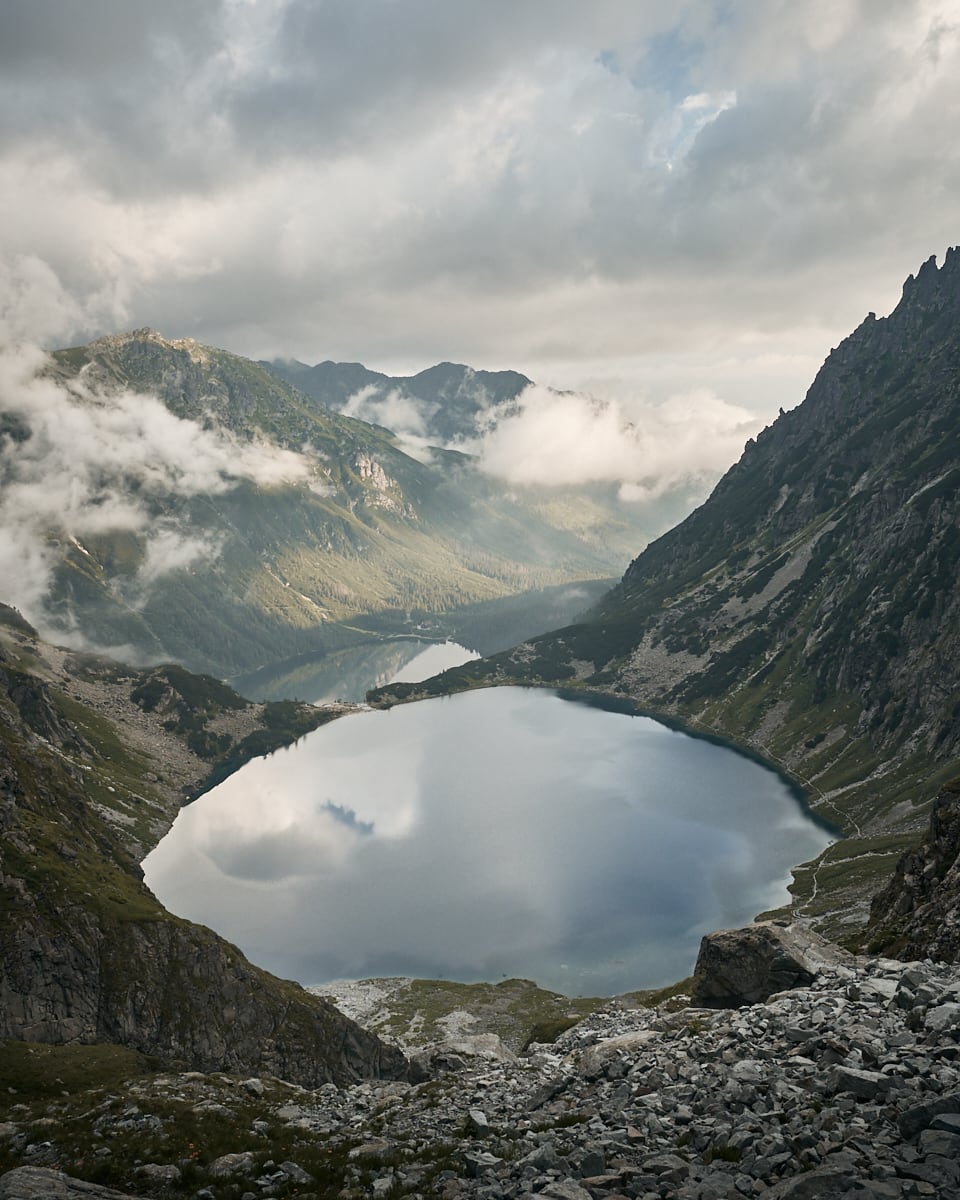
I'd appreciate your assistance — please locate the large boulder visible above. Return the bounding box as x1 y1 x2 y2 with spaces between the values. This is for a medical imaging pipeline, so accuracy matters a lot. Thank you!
691 922 852 1007
0 1167 146 1199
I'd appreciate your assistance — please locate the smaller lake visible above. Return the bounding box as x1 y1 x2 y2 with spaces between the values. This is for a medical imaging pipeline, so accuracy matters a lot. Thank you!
232 639 480 704
143 688 833 996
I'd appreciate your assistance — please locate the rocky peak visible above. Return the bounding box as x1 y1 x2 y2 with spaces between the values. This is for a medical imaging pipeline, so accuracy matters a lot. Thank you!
899 245 960 310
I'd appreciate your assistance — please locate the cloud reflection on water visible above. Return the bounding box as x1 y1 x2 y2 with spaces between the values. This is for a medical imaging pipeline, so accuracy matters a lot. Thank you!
143 688 832 995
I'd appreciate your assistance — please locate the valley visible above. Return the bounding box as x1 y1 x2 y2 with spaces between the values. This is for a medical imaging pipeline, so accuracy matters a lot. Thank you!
14 332 652 680
1 249 959 1200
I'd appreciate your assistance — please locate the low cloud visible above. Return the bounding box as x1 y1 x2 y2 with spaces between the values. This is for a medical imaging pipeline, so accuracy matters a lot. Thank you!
0 292 310 636
135 528 223 589
343 385 430 437
476 384 760 495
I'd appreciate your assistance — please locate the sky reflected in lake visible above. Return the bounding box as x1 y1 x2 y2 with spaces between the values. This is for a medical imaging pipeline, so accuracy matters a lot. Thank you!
143 688 833 995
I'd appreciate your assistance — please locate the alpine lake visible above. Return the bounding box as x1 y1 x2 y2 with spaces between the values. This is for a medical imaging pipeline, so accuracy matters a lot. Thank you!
143 639 834 997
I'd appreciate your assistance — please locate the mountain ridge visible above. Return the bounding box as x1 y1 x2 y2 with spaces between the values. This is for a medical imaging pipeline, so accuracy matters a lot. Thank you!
263 355 531 445
11 329 645 678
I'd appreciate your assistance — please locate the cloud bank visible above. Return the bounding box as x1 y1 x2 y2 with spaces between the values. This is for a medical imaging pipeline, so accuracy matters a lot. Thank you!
0 2 957 424
476 384 759 496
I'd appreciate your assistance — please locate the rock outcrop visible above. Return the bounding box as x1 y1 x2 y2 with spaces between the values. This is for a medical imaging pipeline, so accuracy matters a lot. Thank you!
0 1168 146 1199
865 778 960 961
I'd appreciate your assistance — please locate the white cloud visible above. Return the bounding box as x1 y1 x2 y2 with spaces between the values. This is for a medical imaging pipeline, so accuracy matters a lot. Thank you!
136 528 223 588
0 3 957 446
0 288 309 634
477 383 760 494
342 385 430 437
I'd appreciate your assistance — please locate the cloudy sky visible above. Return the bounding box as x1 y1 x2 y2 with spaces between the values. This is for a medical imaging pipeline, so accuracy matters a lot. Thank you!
1 0 959 426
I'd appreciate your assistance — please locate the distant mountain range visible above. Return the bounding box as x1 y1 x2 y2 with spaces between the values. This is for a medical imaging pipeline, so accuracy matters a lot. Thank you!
22 331 650 678
373 249 960 941
263 356 531 445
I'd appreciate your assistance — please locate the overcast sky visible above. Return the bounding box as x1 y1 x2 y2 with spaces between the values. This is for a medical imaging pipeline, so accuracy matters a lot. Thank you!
1 0 959 423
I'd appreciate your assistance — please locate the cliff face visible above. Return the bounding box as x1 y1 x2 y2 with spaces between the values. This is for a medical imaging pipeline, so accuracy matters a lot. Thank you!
0 608 406 1086
373 250 960 938
865 779 960 962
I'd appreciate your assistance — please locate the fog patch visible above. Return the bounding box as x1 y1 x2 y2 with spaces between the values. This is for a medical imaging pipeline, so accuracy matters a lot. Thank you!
136 528 223 587
343 385 431 437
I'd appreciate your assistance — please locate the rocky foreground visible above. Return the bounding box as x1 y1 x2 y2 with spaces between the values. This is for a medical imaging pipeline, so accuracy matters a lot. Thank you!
5 925 960 1199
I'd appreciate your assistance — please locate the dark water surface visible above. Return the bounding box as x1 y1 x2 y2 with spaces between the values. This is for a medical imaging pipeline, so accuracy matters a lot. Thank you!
143 688 833 995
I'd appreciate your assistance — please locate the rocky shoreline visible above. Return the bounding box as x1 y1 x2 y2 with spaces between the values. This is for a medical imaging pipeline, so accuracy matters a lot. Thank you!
5 923 960 1198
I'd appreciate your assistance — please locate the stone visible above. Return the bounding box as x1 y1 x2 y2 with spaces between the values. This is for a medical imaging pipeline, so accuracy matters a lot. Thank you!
573 1032 659 1078
0 1167 148 1198
925 1003 960 1033
762 1166 857 1197
691 923 852 1007
278 1161 312 1184
133 1164 180 1183
898 1092 960 1138
209 1152 256 1178
466 1109 490 1136
826 1066 891 1100
641 1153 690 1180
462 1151 502 1179
541 1181 592 1200
917 1128 960 1157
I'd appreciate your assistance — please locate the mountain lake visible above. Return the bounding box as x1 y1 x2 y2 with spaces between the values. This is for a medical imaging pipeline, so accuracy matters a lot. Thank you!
143 650 834 996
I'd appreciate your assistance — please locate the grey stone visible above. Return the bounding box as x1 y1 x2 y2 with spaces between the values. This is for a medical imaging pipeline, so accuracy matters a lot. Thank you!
133 1165 180 1183
762 1166 856 1197
0 1168 147 1199
209 1152 256 1178
278 1161 312 1184
463 1151 502 1178
692 923 853 1007
918 1128 960 1157
899 1092 960 1138
641 1153 690 1180
467 1109 490 1135
926 1003 960 1032
826 1066 891 1100
541 1182 593 1200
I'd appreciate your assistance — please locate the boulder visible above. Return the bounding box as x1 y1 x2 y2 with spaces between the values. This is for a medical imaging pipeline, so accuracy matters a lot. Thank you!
691 922 853 1007
0 1167 147 1199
